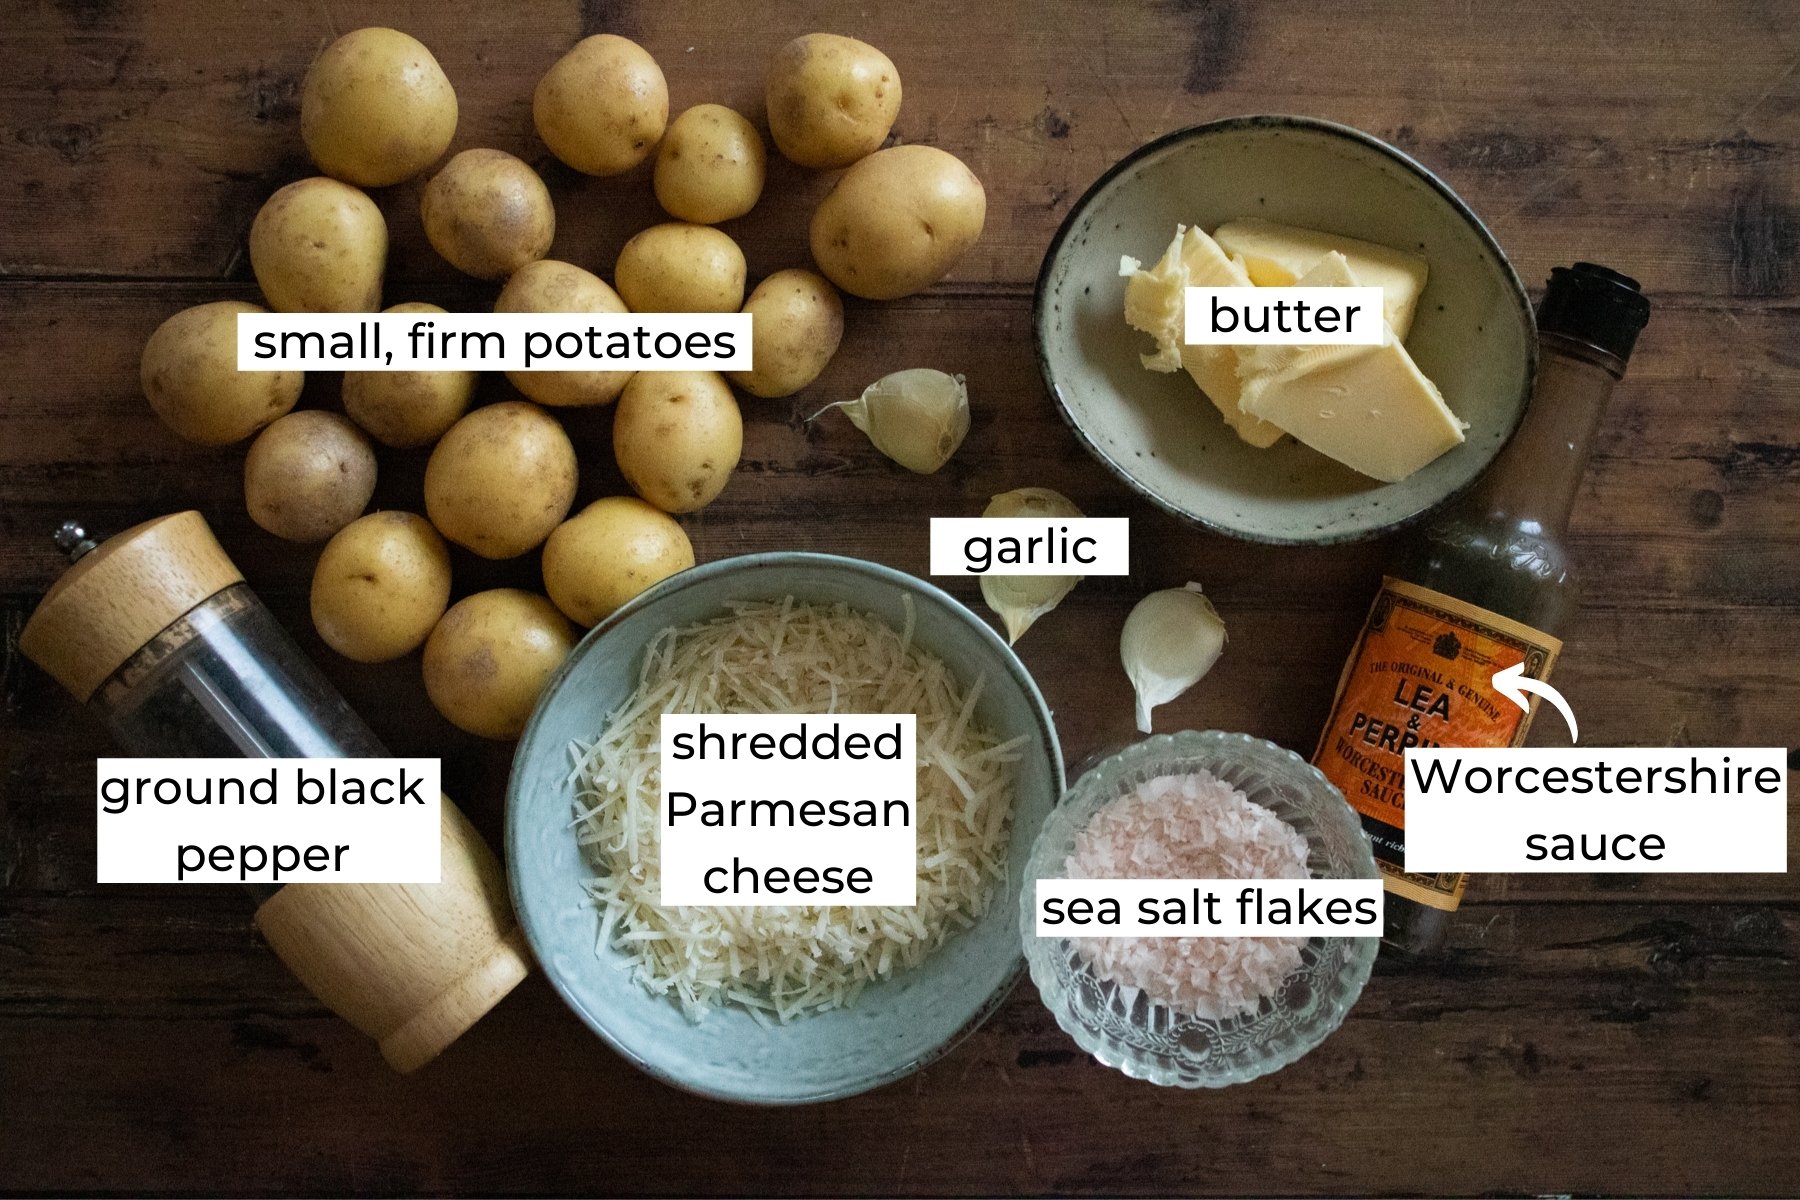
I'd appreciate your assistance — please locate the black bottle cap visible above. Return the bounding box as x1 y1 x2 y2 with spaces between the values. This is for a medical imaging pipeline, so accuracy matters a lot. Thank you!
1536 262 1651 364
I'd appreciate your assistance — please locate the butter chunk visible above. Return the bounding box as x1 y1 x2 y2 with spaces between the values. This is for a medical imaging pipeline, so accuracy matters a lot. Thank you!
1237 337 1467 484
1121 226 1283 446
1212 218 1429 341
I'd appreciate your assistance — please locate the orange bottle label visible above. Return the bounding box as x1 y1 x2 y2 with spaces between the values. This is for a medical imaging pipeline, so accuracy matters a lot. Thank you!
1313 577 1561 910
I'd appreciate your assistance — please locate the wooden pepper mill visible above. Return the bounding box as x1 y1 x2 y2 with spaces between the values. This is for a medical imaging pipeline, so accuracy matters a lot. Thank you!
19 511 531 1072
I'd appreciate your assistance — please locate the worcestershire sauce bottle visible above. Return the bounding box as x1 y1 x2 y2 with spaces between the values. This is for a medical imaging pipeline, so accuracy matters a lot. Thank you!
1313 263 1651 955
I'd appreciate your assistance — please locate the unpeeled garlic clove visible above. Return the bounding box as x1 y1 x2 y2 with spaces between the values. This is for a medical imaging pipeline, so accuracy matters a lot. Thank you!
979 486 1084 644
1120 582 1226 733
812 368 969 474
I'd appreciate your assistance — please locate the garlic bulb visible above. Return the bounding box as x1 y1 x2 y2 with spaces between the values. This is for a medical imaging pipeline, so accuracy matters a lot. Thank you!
979 487 1084 644
1120 582 1227 733
813 368 969 474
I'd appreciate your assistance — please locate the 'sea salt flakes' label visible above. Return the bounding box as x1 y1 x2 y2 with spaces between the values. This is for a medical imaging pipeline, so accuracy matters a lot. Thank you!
1313 577 1562 911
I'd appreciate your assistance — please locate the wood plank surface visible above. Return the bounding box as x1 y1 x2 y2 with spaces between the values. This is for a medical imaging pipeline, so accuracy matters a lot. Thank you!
3 0 1798 1195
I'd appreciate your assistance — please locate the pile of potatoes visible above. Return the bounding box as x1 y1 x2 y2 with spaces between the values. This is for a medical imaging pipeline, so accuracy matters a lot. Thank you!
137 26 985 740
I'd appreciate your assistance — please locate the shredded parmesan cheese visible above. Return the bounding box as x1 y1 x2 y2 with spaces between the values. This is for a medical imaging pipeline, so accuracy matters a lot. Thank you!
1066 771 1310 1021
571 597 1023 1021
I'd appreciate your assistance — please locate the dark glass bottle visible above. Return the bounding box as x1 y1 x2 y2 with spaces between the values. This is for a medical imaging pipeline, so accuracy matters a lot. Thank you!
1313 263 1652 955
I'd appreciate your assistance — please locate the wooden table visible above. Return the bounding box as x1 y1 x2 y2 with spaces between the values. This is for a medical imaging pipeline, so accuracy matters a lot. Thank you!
3 2 1797 1194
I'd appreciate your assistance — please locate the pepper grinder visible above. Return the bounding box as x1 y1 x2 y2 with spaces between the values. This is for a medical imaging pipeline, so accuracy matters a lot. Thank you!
19 511 530 1072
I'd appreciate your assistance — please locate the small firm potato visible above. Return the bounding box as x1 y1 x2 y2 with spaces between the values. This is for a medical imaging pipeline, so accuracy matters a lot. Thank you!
422 589 576 740
424 401 577 559
495 261 632 407
250 177 387 312
243 411 377 543
311 511 451 662
809 144 985 300
728 269 844 398
765 34 901 170
612 371 742 513
342 302 476 448
421 149 555 280
142 301 302 445
614 223 745 314
534 34 668 176
542 497 694 626
653 104 766 224
301 27 457 187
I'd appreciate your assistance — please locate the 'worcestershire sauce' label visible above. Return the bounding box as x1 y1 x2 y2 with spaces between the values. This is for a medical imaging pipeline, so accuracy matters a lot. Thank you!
1313 577 1561 911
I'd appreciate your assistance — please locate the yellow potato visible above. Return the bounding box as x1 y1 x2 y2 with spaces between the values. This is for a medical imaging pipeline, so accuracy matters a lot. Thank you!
311 511 452 662
301 27 457 187
653 104 766 224
421 149 555 280
141 301 302 445
495 261 632 406
250 177 387 312
809 145 985 299
542 497 694 626
728 269 844 398
243 411 377 543
342 302 477 447
765 34 901 170
424 401 577 559
612 371 742 513
422 589 576 740
614 223 745 313
533 35 668 176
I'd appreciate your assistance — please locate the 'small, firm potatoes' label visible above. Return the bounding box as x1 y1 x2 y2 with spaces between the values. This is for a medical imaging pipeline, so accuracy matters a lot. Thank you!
1313 577 1562 911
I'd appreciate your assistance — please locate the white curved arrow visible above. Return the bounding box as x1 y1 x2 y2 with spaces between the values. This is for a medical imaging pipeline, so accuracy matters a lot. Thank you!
1492 662 1578 743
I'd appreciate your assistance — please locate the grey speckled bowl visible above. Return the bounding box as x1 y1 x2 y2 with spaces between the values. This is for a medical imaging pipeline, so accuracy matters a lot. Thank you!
506 552 1064 1104
1035 115 1535 544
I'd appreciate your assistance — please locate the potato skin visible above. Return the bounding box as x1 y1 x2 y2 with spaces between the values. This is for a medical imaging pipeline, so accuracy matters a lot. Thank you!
311 511 452 662
422 588 576 739
728 269 844 398
534 34 668 176
302 27 457 187
612 371 742 514
243 411 377 543
653 104 766 224
343 302 477 448
495 261 633 406
809 144 985 299
424 401 577 559
542 497 694 626
250 177 387 312
765 34 900 170
614 223 746 314
421 149 556 280
141 301 302 445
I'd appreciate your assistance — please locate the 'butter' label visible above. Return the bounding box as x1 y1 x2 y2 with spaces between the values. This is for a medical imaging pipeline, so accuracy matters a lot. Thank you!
1312 577 1561 911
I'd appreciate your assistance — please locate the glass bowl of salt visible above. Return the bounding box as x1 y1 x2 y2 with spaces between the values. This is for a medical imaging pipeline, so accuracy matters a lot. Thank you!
1020 729 1379 1087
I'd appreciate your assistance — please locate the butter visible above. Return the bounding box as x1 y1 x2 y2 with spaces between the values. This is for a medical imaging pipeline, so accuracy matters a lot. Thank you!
1121 226 1283 446
1212 218 1428 340
1237 252 1465 483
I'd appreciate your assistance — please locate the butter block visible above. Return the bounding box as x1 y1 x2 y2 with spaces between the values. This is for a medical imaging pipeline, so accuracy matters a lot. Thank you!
1121 226 1283 446
1212 218 1429 340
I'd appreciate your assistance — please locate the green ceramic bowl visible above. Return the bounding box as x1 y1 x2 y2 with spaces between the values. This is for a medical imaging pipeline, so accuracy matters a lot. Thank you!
1035 115 1535 544
506 552 1064 1104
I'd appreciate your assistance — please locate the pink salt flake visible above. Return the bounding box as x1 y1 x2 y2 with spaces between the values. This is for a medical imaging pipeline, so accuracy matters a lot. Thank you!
1065 770 1310 1021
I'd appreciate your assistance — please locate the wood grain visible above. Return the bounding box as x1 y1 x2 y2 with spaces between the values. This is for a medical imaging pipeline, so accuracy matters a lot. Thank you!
3 0 1798 1194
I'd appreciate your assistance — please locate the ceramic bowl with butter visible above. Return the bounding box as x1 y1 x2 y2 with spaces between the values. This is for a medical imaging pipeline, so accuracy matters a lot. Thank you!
1035 114 1536 544
506 552 1064 1104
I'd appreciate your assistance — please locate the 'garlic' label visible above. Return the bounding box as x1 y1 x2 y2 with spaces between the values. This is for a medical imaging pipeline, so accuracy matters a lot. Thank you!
930 517 1129 575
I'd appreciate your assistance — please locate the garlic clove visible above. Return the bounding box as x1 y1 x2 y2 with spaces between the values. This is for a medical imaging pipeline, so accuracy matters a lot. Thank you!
1120 582 1226 733
979 487 1084 644
811 368 969 474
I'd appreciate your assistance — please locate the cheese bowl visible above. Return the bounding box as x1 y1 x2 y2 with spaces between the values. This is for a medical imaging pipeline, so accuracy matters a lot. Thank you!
1035 115 1536 543
506 552 1064 1104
